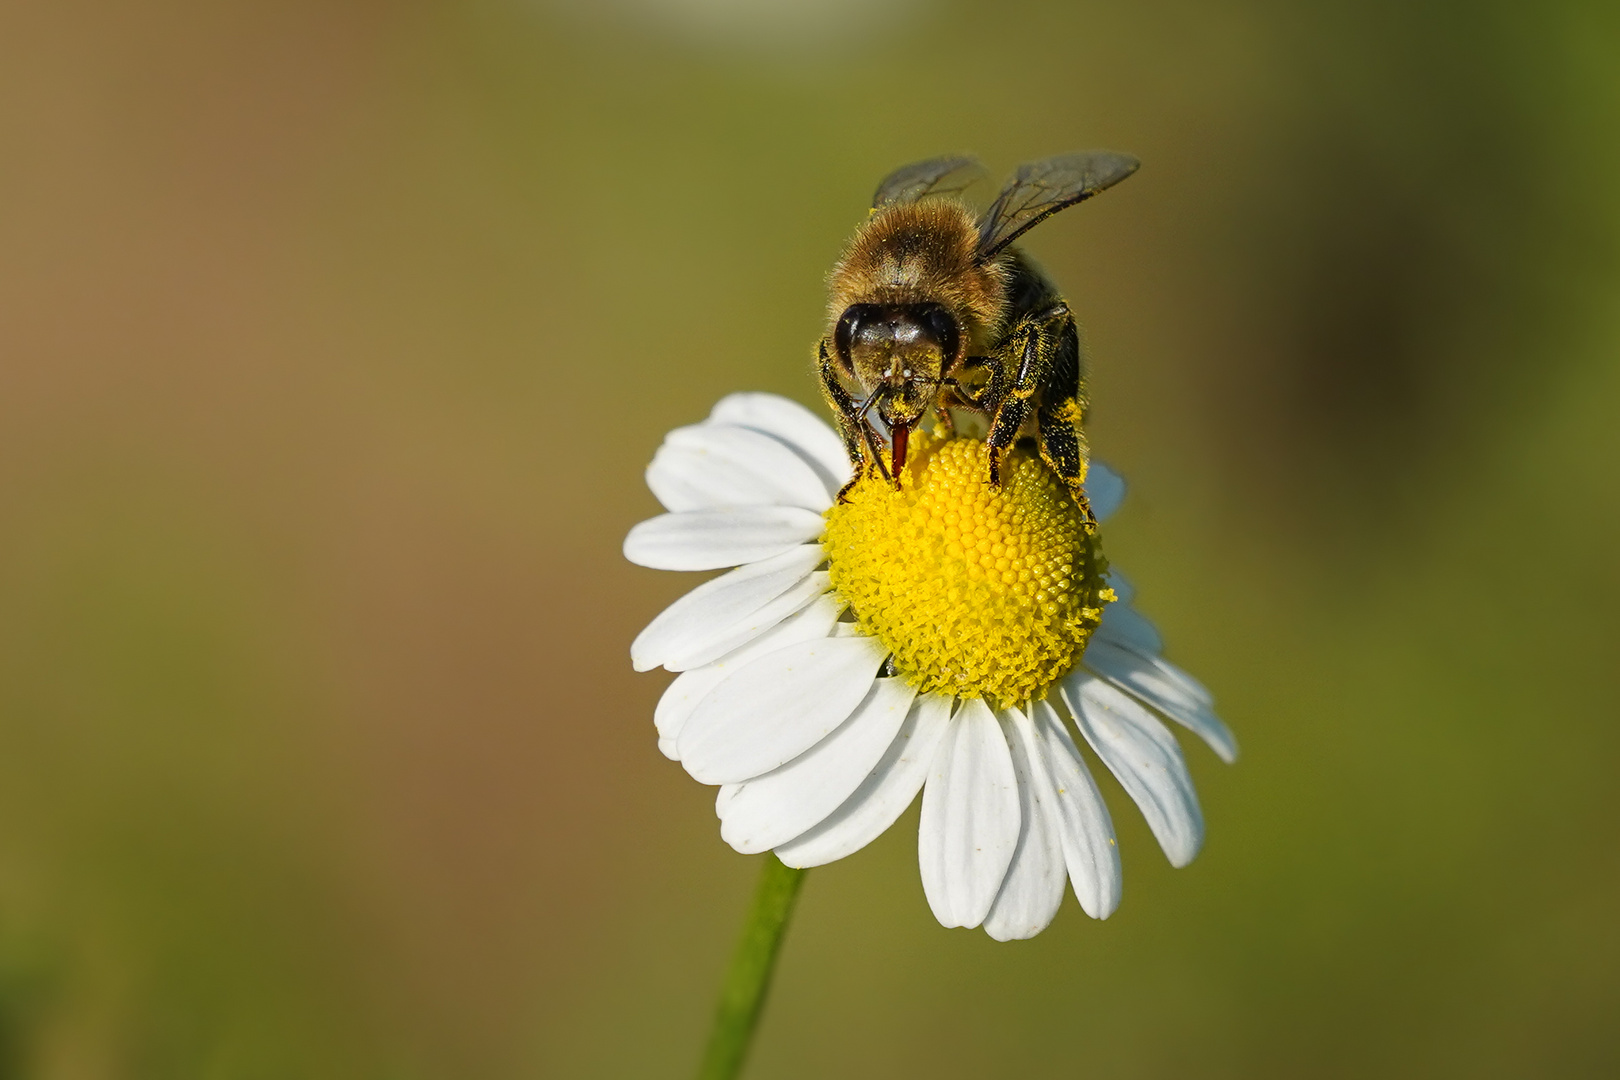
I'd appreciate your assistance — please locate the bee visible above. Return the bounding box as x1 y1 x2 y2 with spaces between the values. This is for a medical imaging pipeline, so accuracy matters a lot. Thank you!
816 151 1139 519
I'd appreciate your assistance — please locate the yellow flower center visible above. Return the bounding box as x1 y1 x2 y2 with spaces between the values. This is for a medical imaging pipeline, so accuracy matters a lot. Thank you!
823 432 1112 708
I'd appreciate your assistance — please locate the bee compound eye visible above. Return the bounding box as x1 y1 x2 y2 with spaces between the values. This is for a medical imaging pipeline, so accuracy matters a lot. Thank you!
920 304 960 362
834 305 872 372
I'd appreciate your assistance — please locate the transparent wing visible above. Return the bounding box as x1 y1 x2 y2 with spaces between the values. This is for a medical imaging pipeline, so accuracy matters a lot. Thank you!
872 155 987 210
976 151 1140 257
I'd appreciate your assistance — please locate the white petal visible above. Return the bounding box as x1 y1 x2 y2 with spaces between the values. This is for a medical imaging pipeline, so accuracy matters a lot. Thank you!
1090 637 1212 706
653 594 844 759
624 507 826 571
719 678 917 854
657 670 738 756
774 692 954 868
983 707 1067 941
716 783 743 816
1061 673 1205 868
1027 699 1121 919
1084 639 1238 764
663 571 830 671
677 635 887 785
917 699 1021 929
1094 600 1164 656
647 423 833 513
629 545 823 672
1086 460 1126 522
708 393 852 498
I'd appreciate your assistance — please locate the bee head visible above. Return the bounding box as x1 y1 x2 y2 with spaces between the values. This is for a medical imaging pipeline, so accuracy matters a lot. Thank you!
834 302 960 429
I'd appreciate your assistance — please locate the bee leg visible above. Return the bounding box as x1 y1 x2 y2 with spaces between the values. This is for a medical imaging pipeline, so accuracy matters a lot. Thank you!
940 362 997 442
984 304 1093 522
816 337 865 467
981 322 1048 487
933 385 972 439
817 336 889 500
1037 395 1096 527
1028 309 1097 526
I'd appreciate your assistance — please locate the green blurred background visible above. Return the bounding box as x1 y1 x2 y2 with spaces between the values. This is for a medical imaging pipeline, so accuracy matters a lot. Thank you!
2 0 1618 1076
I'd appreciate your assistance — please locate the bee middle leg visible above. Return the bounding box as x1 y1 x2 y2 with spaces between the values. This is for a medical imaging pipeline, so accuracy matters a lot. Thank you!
982 305 1068 483
982 304 1096 523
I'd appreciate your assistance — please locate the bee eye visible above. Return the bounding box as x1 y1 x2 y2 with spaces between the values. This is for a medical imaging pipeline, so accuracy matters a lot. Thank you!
834 305 873 372
920 304 960 363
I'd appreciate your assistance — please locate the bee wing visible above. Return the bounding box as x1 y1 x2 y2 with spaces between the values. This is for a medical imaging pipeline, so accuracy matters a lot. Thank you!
976 151 1140 258
871 155 987 209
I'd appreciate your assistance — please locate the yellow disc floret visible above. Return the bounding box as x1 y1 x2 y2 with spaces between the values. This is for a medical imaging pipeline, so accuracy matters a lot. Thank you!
823 433 1112 708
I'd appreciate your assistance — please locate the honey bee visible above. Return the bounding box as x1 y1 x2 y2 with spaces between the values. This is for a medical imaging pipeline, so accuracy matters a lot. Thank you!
816 152 1139 518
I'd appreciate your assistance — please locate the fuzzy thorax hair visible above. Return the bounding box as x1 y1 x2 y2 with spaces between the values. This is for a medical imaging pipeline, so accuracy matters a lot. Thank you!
826 200 1009 344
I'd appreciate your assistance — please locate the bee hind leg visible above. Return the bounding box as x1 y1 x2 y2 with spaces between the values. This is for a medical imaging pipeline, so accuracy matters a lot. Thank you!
1032 307 1097 526
1036 395 1097 528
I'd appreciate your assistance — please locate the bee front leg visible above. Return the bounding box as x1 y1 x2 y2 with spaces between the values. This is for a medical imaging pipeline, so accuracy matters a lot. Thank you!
816 337 889 500
939 357 997 441
933 386 975 439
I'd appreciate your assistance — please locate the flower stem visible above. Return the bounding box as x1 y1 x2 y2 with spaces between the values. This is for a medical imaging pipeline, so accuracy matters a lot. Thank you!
695 855 808 1080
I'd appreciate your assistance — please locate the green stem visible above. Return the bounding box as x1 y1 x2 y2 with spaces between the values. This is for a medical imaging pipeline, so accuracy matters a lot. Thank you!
695 855 808 1080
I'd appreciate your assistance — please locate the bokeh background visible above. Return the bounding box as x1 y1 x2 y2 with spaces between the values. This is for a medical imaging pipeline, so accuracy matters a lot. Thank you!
2 0 1618 1076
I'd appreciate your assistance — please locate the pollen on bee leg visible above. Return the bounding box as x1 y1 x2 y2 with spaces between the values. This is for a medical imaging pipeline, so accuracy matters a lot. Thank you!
822 432 1109 707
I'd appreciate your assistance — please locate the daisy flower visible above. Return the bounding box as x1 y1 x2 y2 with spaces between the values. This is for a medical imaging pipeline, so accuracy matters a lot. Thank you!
626 392 1236 940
